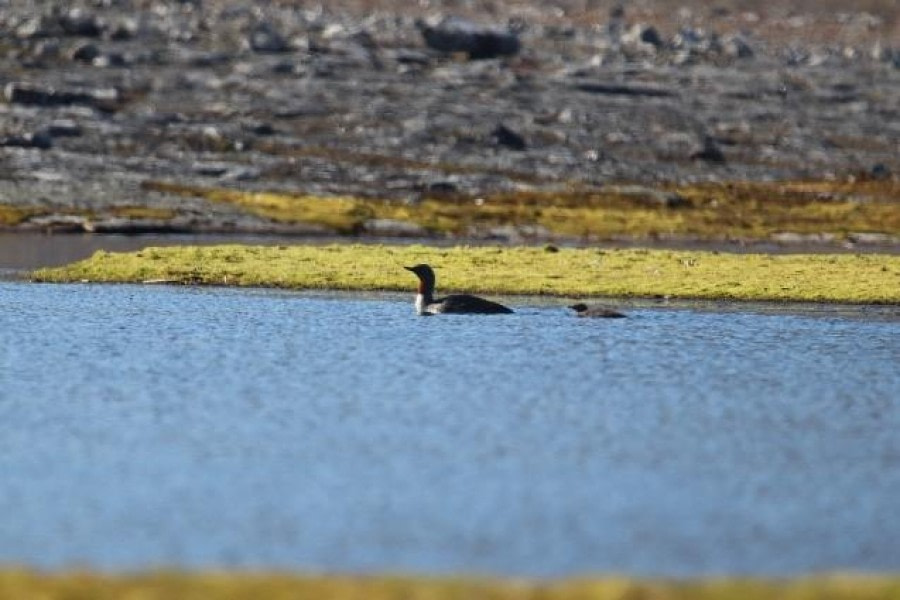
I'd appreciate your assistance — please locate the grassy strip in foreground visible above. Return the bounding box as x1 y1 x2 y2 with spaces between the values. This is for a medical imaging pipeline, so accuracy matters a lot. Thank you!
1 571 899 600
32 244 900 304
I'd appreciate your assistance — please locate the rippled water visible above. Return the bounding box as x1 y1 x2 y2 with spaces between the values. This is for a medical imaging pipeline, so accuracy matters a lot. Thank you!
1 281 898 576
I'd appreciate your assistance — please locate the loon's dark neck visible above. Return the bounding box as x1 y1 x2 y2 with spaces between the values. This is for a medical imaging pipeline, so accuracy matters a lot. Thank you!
418 281 435 305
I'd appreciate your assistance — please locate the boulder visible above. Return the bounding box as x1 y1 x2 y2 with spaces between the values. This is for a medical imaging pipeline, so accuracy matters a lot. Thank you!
491 124 527 151
418 17 520 60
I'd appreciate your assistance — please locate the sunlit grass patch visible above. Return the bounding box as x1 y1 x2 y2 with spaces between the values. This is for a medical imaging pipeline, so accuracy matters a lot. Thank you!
107 206 177 220
1 203 177 227
0 571 898 600
140 178 900 241
32 244 900 304
0 204 38 226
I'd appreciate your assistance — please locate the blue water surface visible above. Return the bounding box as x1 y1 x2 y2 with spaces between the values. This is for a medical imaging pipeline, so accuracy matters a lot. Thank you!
0 282 898 576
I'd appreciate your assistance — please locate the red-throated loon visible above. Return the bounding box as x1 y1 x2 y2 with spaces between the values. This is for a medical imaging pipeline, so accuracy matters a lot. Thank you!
569 303 627 318
404 264 513 315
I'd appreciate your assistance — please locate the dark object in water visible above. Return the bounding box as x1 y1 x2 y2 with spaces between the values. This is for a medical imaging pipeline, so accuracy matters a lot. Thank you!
405 263 514 315
569 303 627 318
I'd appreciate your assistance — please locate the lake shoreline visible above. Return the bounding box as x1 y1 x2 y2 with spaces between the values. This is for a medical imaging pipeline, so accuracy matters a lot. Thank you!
1 569 899 600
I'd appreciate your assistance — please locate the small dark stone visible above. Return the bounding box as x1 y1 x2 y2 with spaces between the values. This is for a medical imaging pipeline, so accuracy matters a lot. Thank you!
249 23 291 53
576 83 675 98
690 136 726 163
71 43 102 63
544 244 559 253
4 82 119 111
0 131 53 150
109 19 137 41
418 17 520 60
423 181 459 198
492 124 527 151
569 303 627 318
59 10 104 38
870 163 891 180
271 61 297 74
639 25 663 47
248 123 276 136
187 51 232 68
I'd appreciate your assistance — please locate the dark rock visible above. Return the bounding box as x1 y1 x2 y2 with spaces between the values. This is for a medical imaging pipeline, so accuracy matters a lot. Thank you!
109 19 138 41
192 163 230 177
271 61 298 74
417 17 520 60
569 303 627 318
4 82 118 111
185 51 232 68
0 131 53 150
870 163 891 180
249 23 291 53
59 10 104 38
71 43 102 63
491 124 527 151
690 136 726 163
422 181 459 198
639 25 663 47
248 123 277 136
576 83 675 98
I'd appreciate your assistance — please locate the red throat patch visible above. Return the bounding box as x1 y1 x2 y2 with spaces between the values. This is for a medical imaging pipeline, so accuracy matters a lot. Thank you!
418 282 425 294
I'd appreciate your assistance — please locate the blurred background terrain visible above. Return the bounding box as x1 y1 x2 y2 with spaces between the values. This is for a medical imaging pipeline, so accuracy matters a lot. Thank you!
0 0 897 238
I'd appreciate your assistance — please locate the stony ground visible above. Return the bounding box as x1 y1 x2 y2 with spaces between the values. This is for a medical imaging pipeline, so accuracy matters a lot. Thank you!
0 0 898 236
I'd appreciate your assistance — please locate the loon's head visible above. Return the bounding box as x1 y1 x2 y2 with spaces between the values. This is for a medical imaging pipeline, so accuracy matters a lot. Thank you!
404 264 436 295
569 303 588 313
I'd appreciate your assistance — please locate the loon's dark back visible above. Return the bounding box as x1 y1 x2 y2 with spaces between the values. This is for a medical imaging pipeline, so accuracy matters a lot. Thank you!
436 294 514 314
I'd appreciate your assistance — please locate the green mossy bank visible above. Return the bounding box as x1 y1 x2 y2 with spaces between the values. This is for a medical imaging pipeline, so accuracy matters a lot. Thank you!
32 244 900 304
1 571 899 600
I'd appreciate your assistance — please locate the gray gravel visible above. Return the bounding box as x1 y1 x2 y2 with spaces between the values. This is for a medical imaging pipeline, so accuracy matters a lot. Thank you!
0 0 897 235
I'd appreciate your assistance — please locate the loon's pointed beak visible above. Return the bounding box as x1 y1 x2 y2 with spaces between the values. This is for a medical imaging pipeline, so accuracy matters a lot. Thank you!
403 266 415 272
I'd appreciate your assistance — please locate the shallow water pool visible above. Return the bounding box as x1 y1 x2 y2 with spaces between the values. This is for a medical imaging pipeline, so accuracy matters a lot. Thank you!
0 282 898 576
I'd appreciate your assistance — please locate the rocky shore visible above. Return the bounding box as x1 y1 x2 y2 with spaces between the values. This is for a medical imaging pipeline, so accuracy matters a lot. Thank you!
0 0 897 239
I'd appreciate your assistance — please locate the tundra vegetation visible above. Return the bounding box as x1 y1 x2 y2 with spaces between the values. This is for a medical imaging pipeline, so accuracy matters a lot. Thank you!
0 571 898 600
136 180 900 242
33 244 900 304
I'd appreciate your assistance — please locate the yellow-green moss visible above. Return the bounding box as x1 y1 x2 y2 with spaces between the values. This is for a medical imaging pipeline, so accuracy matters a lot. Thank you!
0 204 38 226
32 244 900 304
141 179 900 240
1 204 177 227
108 206 178 220
0 570 898 600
